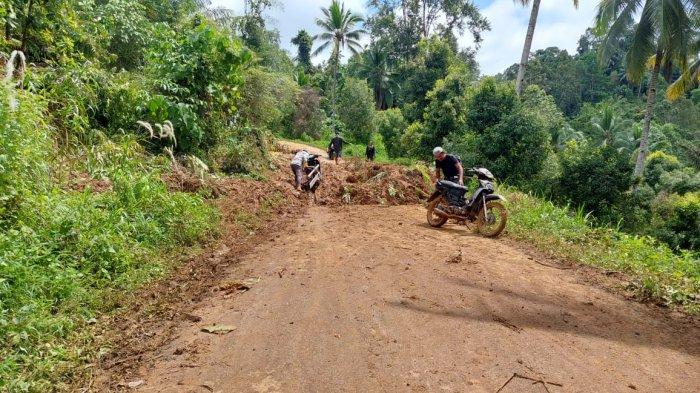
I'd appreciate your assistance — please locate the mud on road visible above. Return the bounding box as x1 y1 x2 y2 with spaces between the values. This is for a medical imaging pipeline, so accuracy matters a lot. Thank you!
114 205 699 393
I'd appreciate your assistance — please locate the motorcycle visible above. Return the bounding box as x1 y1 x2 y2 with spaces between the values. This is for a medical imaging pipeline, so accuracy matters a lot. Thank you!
425 167 507 237
301 154 322 198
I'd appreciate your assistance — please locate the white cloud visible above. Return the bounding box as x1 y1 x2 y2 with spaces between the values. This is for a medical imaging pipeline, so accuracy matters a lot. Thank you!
461 0 598 75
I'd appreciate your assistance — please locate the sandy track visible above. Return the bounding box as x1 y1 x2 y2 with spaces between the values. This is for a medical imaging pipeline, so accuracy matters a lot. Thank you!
127 205 699 393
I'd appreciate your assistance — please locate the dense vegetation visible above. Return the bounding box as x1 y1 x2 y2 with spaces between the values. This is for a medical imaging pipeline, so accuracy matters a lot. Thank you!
0 0 271 390
0 0 698 389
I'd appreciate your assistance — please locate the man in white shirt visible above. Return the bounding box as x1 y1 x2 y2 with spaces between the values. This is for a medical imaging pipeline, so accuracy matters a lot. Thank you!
290 150 311 191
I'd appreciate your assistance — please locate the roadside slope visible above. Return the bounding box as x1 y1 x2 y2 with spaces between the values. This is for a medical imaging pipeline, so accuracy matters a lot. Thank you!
120 205 699 392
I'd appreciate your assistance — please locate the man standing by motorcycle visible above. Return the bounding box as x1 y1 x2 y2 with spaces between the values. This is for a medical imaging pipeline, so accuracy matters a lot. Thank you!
433 146 464 186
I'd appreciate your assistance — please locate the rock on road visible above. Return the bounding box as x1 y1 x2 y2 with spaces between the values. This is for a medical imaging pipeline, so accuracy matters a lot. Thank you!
133 205 699 393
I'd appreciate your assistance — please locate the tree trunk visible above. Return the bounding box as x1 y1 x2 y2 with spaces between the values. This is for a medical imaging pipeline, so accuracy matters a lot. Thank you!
633 51 661 184
329 42 340 114
5 13 10 41
637 80 643 98
20 0 35 52
422 1 427 37
515 0 541 96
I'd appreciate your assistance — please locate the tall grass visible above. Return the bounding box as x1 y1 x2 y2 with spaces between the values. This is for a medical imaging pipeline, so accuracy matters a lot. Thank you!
503 187 699 312
0 83 217 390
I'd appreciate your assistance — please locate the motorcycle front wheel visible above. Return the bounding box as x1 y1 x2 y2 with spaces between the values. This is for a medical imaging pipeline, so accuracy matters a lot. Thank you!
476 201 507 237
426 197 448 227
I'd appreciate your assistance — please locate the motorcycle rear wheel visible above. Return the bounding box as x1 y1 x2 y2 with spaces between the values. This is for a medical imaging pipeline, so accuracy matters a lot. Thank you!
426 197 449 227
476 201 507 237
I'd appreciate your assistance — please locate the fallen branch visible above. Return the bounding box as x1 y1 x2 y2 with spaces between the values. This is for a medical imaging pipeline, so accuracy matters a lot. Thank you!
533 259 572 270
496 372 563 393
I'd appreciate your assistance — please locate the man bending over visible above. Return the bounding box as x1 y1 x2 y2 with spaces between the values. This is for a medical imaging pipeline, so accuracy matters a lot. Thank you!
433 146 463 185
291 150 310 191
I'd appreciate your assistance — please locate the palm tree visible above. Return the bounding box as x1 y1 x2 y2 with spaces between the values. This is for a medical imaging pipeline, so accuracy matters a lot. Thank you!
615 122 669 158
596 0 696 182
514 0 580 96
359 46 398 110
667 32 700 101
555 124 586 151
590 102 627 146
313 1 365 108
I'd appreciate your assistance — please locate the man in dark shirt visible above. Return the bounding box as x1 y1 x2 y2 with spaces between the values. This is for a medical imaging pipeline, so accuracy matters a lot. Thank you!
433 146 463 185
365 142 376 161
330 132 345 164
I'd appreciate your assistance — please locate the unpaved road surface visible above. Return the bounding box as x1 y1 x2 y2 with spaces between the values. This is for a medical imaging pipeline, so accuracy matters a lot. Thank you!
130 205 699 393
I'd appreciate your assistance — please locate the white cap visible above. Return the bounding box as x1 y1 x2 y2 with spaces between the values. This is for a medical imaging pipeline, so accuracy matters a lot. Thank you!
432 146 444 157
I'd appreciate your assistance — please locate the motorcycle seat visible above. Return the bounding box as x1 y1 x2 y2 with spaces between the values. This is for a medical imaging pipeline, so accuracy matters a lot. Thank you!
437 180 468 192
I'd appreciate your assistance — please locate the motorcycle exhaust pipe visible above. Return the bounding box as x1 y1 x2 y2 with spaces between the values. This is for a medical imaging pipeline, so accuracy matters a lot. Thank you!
433 207 461 220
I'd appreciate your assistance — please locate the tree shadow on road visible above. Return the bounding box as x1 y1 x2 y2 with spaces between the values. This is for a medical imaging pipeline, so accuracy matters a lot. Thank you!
387 274 700 357
413 222 482 238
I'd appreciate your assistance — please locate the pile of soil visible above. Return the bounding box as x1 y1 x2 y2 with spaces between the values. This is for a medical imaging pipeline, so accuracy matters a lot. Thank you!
316 159 430 205
274 141 431 206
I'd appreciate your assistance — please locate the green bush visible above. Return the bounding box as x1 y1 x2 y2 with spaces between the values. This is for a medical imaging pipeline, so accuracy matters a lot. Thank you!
399 37 459 122
289 88 326 139
399 122 426 159
650 192 700 251
443 131 479 167
240 68 299 133
558 142 633 219
465 77 517 134
373 108 407 158
336 77 376 143
521 85 566 143
35 63 109 138
145 19 252 153
657 169 700 195
421 71 471 152
209 125 273 175
645 151 683 189
477 107 551 185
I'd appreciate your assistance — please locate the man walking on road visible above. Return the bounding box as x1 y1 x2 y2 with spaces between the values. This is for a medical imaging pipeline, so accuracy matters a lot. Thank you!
330 132 345 164
290 150 310 191
433 146 463 185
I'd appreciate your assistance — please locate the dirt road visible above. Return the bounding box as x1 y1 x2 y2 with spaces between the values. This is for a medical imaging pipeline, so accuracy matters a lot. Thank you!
127 205 699 393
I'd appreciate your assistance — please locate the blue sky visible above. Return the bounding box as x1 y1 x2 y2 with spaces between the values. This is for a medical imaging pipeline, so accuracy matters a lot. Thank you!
209 0 599 75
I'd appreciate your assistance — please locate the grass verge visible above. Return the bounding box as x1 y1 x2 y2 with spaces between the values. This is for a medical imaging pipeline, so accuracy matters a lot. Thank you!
503 187 699 313
0 138 218 391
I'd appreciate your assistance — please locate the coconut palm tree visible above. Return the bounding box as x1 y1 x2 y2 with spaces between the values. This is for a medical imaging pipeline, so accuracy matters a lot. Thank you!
667 32 700 101
596 0 696 182
590 102 629 146
359 45 398 110
313 1 365 108
554 124 586 151
514 0 580 96
615 122 669 158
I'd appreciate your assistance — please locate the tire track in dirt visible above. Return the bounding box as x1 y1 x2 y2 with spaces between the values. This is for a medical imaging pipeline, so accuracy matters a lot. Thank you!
120 205 699 393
